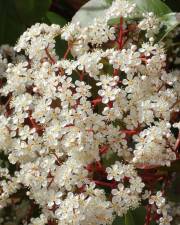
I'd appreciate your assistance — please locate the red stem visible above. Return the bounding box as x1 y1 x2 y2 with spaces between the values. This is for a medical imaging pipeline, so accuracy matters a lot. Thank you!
45 48 56 64
118 17 124 50
91 97 102 107
63 45 71 59
120 129 141 135
99 145 109 155
175 131 180 152
144 204 152 225
53 153 62 166
107 101 113 108
113 17 124 77
93 180 117 189
79 72 84 81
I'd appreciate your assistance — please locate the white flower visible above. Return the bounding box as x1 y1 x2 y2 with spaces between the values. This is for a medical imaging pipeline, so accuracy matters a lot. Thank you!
129 177 145 193
138 12 160 38
74 80 91 99
77 51 104 78
159 215 172 225
108 46 141 73
98 86 119 104
85 18 116 45
149 192 172 225
61 22 81 41
149 191 165 207
97 75 119 88
106 0 136 19
0 0 179 223
10 93 33 113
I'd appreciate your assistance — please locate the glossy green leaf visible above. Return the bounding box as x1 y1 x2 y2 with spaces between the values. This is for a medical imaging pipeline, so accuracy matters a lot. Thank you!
15 0 51 24
46 12 67 58
73 0 172 28
132 207 146 225
108 16 141 26
128 0 171 16
105 0 113 4
47 12 67 26
125 211 135 225
113 216 125 225
54 38 68 59
0 0 52 45
159 13 180 41
72 0 109 27
108 0 171 26
0 0 25 45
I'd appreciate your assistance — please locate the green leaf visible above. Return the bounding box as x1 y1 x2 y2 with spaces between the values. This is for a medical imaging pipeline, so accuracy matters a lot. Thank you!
0 0 52 45
125 211 135 225
132 207 146 225
113 216 125 225
0 0 25 45
15 0 52 24
73 0 172 28
46 12 67 26
54 38 68 59
159 13 180 41
132 207 156 225
108 16 141 26
105 0 113 4
72 0 109 27
46 12 67 58
128 0 171 16
108 0 171 26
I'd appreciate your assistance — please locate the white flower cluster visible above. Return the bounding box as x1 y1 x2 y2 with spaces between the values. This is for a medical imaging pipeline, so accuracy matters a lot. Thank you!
0 167 21 209
0 0 179 224
62 20 115 57
149 191 172 225
138 12 161 38
106 162 145 215
133 121 176 166
106 0 136 19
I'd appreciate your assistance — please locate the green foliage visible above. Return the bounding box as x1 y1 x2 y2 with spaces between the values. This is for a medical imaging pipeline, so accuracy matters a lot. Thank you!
46 12 67 26
132 207 146 225
94 0 179 13
72 0 109 26
107 17 140 26
0 0 70 57
0 0 25 45
159 13 180 41
73 0 174 27
107 0 179 42
113 216 124 225
15 0 51 24
46 11 68 58
125 211 135 225
0 0 52 45
128 0 171 16
132 207 156 225
112 207 157 225
112 211 136 225
105 0 113 4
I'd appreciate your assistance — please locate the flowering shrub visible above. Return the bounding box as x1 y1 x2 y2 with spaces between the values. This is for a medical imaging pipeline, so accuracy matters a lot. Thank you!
0 0 179 224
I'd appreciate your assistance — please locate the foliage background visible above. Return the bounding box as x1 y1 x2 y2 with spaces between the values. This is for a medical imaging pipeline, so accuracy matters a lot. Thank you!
0 0 179 49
